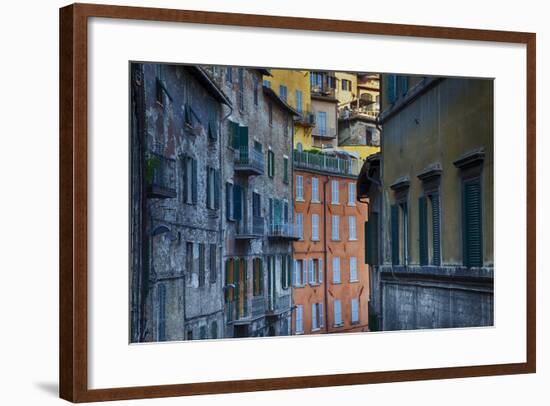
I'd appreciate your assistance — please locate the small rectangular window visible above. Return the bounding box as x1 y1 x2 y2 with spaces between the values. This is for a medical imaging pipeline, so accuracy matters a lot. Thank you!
348 216 357 240
209 244 217 284
332 257 341 283
334 300 342 326
331 180 339 204
312 177 320 202
296 175 304 200
312 214 320 241
332 215 340 240
318 111 327 136
296 213 304 240
293 260 302 286
351 298 359 324
295 90 303 113
296 305 304 333
311 303 318 330
349 257 358 282
279 85 288 102
198 244 206 287
283 156 289 184
348 183 356 205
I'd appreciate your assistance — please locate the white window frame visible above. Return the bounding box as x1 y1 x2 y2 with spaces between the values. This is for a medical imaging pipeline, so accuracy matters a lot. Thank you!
296 175 304 201
348 182 356 206
293 259 302 286
312 214 320 241
348 216 357 240
296 305 304 334
311 303 318 331
349 257 358 282
331 180 339 204
351 298 359 324
312 177 320 202
334 300 342 326
332 215 340 241
296 213 304 240
332 257 341 284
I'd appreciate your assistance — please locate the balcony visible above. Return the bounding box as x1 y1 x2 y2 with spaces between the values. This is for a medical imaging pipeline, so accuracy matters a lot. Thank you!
266 293 292 316
267 222 300 240
294 150 363 177
145 151 176 198
235 216 265 240
312 125 337 139
234 145 264 176
339 106 379 121
294 111 316 127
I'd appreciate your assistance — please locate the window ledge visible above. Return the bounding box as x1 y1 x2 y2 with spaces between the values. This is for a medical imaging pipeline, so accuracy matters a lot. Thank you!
348 238 358 241
296 198 305 202
349 279 359 283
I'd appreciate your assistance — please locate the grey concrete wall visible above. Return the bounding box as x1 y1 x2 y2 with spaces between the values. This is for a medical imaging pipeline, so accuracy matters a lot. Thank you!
378 265 493 331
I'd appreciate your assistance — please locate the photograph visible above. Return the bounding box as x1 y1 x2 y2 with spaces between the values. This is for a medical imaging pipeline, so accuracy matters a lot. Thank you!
129 64 494 343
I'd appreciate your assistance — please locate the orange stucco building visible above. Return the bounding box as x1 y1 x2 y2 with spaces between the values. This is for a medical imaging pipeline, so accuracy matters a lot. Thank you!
291 153 369 335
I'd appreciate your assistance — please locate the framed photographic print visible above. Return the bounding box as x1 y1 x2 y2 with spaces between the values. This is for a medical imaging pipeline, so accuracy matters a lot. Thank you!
59 3 536 402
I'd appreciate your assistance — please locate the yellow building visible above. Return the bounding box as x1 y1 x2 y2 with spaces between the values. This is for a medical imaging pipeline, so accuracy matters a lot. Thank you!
335 72 358 110
264 70 316 151
336 73 381 160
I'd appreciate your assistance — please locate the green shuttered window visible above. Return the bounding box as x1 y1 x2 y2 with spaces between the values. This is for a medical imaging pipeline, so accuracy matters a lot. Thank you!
463 179 483 268
418 196 428 265
431 193 441 266
391 204 400 265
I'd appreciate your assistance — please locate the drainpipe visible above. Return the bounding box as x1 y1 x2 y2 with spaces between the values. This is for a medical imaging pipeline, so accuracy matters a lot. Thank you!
220 101 234 334
322 178 330 334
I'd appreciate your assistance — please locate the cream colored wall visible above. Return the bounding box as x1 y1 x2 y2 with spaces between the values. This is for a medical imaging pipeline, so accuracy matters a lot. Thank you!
381 77 494 266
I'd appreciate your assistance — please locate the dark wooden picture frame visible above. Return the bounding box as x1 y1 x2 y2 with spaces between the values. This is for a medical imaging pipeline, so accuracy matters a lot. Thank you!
59 3 536 402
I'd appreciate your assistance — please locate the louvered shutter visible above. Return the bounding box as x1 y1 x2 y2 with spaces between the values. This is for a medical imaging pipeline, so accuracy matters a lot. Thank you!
309 259 314 284
419 196 428 265
191 158 197 204
391 204 400 265
319 259 323 283
214 170 220 210
431 193 441 266
303 260 308 285
280 256 285 288
319 302 324 327
233 184 242 220
388 75 397 104
234 259 240 317
311 303 317 330
181 157 188 204
225 260 230 303
242 260 248 316
206 167 211 209
463 180 482 267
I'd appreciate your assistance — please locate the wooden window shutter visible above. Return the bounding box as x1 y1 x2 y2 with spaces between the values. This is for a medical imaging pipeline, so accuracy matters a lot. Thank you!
225 182 232 220
419 196 428 265
191 158 197 204
181 157 188 204
233 259 240 310
391 204 400 265
280 256 285 288
242 260 248 316
287 256 292 288
366 213 379 266
431 193 441 266
206 167 211 209
214 170 220 210
388 75 397 104
463 179 482 267
233 184 242 220
319 259 323 283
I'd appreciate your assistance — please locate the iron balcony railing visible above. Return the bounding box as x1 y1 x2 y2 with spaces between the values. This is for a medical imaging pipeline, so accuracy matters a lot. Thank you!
267 293 292 314
145 151 176 198
268 222 300 240
236 215 265 238
293 150 363 177
294 108 316 127
312 126 337 138
235 145 264 175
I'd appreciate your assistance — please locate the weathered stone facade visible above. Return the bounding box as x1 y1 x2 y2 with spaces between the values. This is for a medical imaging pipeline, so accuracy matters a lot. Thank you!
130 63 229 342
204 66 298 338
